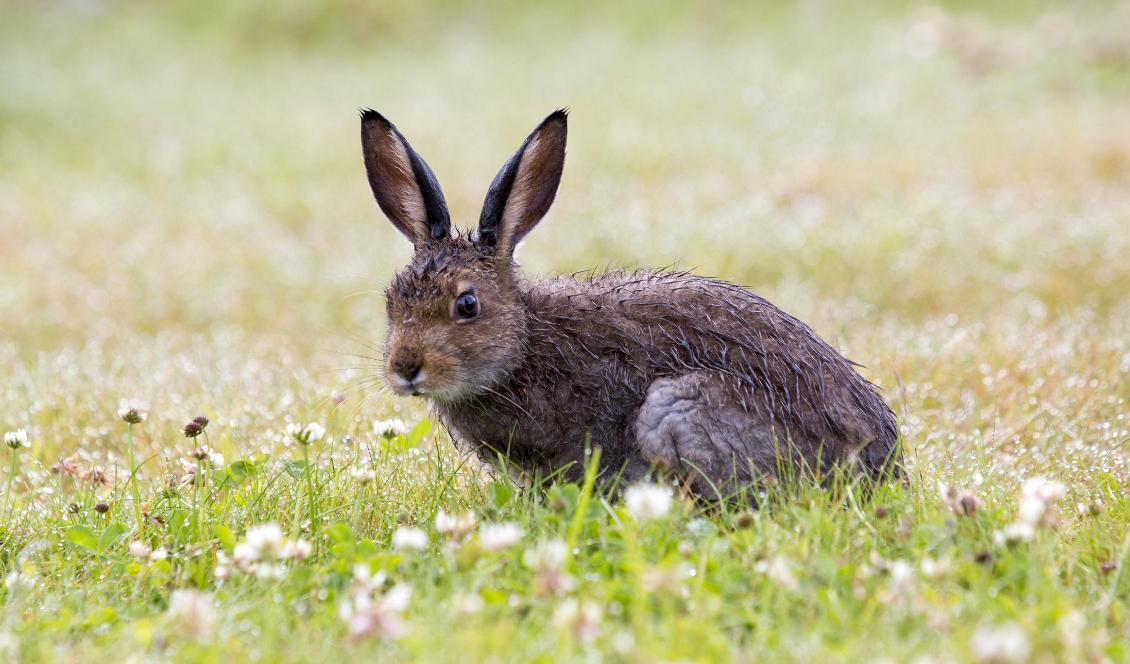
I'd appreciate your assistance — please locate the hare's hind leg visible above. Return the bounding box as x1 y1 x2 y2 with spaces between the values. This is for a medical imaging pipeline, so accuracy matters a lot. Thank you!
633 372 781 499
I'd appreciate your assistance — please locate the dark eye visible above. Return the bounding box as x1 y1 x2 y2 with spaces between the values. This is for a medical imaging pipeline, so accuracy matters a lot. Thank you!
454 292 479 320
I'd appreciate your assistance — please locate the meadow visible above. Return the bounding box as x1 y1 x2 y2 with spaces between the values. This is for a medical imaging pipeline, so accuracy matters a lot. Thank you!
1 1 1129 661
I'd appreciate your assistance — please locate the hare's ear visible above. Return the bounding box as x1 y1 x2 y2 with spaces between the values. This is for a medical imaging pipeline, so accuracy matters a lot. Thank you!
477 109 567 257
360 109 450 245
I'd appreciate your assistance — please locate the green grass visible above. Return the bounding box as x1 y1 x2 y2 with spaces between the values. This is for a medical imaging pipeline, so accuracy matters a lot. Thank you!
2 1 1129 661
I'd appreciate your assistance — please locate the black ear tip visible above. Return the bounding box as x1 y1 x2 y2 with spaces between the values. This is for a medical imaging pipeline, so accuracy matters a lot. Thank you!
536 108 568 135
360 108 392 127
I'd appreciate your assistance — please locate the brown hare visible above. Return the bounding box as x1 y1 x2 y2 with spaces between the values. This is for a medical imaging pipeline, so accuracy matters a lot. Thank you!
361 109 900 498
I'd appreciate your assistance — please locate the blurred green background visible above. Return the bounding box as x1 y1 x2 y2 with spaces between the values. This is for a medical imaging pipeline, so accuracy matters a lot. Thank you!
2 1 1128 481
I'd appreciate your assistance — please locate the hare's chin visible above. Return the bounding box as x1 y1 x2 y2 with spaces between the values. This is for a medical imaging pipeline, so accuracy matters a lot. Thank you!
387 371 431 397
387 374 474 402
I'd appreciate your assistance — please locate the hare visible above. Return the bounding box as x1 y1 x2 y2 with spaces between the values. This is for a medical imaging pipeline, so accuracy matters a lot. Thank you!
361 108 900 498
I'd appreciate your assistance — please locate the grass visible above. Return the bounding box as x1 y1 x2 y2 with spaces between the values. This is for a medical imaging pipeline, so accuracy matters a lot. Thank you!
2 1 1129 661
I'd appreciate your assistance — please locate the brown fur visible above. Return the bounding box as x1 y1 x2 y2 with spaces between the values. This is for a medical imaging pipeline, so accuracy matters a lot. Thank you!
362 110 900 498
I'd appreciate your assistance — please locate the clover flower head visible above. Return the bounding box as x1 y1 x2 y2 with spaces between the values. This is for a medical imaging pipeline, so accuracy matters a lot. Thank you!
117 401 148 424
4 429 29 450
553 598 602 646
971 622 1030 663
373 419 408 439
479 522 523 552
391 526 428 552
167 589 216 642
624 483 673 520
286 422 326 446
435 509 477 540
183 416 209 438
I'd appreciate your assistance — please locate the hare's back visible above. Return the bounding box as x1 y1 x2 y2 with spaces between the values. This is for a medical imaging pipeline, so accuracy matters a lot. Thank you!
526 270 837 369
524 270 896 453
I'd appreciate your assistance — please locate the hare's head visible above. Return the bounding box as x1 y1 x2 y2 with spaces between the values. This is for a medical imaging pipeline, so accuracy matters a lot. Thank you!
361 109 567 401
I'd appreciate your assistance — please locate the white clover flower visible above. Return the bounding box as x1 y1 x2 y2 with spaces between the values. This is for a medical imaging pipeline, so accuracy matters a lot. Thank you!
128 541 152 559
391 526 428 552
939 480 980 517
167 589 216 642
117 400 148 424
1077 499 1104 517
350 464 377 484
553 598 602 646
351 564 387 594
202 448 224 469
282 537 313 561
184 446 224 471
995 522 1036 545
920 557 949 580
1016 476 1066 528
755 555 799 592
479 522 523 552
524 539 574 596
435 509 477 539
232 541 258 566
641 563 693 597
4 569 36 594
339 570 411 642
149 547 169 562
994 476 1068 545
374 419 408 439
382 583 411 613
254 562 288 580
214 552 233 581
286 422 326 446
971 623 1030 662
4 429 29 450
245 523 286 557
1021 476 1067 502
306 422 326 441
624 483 673 520
346 609 405 641
523 538 569 570
1017 495 1046 525
889 559 914 583
228 524 310 576
887 559 916 599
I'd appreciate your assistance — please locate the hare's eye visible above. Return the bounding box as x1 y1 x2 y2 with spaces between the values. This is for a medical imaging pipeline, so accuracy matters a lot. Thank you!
454 292 479 321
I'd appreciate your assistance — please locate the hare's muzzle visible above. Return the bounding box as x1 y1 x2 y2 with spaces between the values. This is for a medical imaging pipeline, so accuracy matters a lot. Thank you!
388 352 428 396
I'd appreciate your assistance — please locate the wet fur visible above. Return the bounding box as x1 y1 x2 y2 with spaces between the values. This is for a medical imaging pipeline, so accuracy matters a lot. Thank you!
364 110 901 498
400 241 899 493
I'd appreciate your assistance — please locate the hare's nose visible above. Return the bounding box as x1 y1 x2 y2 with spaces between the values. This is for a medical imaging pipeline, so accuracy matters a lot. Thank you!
393 356 423 382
